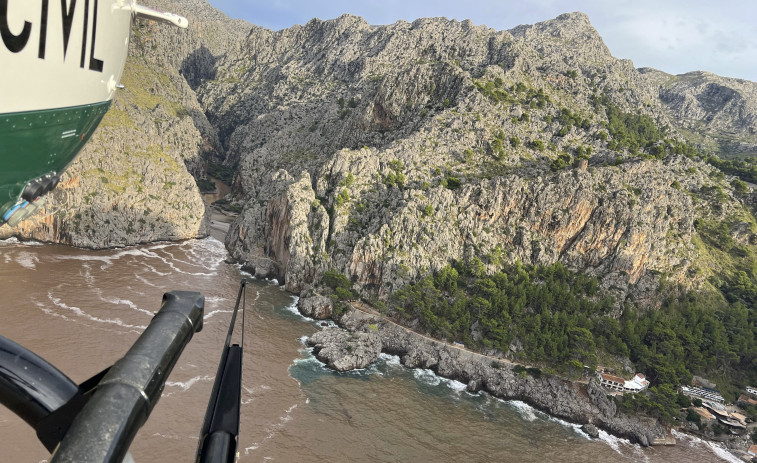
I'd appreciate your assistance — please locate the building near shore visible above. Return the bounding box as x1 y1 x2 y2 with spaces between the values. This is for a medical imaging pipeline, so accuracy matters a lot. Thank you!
624 373 650 392
692 407 714 422
597 372 649 393
680 385 725 404
598 373 626 392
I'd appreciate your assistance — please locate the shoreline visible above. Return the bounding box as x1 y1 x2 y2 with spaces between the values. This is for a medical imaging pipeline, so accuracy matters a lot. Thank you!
298 298 757 460
301 299 669 447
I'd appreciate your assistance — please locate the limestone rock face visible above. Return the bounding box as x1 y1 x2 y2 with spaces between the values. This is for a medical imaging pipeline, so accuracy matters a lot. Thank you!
297 295 334 319
642 69 757 156
307 326 382 371
201 10 754 302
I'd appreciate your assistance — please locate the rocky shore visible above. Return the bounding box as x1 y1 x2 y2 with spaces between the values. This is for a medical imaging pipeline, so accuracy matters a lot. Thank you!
301 298 669 447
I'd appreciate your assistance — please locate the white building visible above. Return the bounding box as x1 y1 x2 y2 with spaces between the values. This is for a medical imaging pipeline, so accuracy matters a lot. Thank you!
624 373 649 392
598 372 649 393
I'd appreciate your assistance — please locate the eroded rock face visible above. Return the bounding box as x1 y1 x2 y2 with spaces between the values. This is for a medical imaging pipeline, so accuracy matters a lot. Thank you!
0 0 251 247
207 11 753 303
297 295 333 319
643 69 757 156
307 326 381 371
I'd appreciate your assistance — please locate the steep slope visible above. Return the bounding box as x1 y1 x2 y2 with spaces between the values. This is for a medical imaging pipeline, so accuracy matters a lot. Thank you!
0 0 248 247
641 68 757 157
203 13 755 305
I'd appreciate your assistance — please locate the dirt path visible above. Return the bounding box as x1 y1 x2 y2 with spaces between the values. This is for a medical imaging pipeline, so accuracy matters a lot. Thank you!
346 300 520 367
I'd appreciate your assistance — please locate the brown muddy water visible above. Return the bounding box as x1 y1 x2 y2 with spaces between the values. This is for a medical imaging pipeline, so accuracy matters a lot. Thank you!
0 233 740 462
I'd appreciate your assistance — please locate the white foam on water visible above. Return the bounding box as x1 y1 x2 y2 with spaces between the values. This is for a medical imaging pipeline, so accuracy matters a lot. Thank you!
204 296 228 305
135 274 160 288
203 309 233 321
98 295 154 317
140 248 216 277
151 432 183 441
244 403 300 452
507 400 538 422
445 378 468 392
0 237 42 246
55 247 145 271
15 251 39 270
80 263 95 286
671 430 741 463
542 414 591 440
139 262 172 277
182 237 227 262
280 296 313 322
413 368 442 386
379 353 402 366
594 428 642 458
163 375 214 397
45 293 147 330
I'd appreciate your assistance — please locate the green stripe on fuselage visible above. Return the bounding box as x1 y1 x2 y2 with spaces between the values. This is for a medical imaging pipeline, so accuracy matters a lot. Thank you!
0 101 111 220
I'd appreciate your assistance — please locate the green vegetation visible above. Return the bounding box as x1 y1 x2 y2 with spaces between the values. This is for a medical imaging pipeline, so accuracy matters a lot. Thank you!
473 77 512 104
382 160 406 188
207 162 235 184
386 259 757 418
592 93 665 155
196 178 216 192
707 156 757 184
550 152 573 171
442 176 461 190
335 188 351 207
529 140 545 151
322 270 357 317
513 84 550 108
556 107 591 133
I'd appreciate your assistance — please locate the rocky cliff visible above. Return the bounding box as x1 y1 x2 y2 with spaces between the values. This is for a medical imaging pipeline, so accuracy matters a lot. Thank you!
641 68 757 157
310 306 667 446
3 1 755 301
200 11 756 303
0 0 248 247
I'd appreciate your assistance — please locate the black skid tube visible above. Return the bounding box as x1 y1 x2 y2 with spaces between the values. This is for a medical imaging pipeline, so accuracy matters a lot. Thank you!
0 336 79 430
196 279 246 463
51 290 204 462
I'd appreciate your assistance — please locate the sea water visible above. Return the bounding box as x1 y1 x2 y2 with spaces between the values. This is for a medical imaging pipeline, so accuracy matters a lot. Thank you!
0 237 735 462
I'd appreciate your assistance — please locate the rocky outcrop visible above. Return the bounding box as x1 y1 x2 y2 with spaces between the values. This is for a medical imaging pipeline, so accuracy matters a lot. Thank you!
307 325 382 371
313 305 668 445
641 68 757 156
297 295 334 319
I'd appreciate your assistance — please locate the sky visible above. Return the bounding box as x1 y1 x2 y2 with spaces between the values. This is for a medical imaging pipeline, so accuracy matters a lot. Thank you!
205 0 757 82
